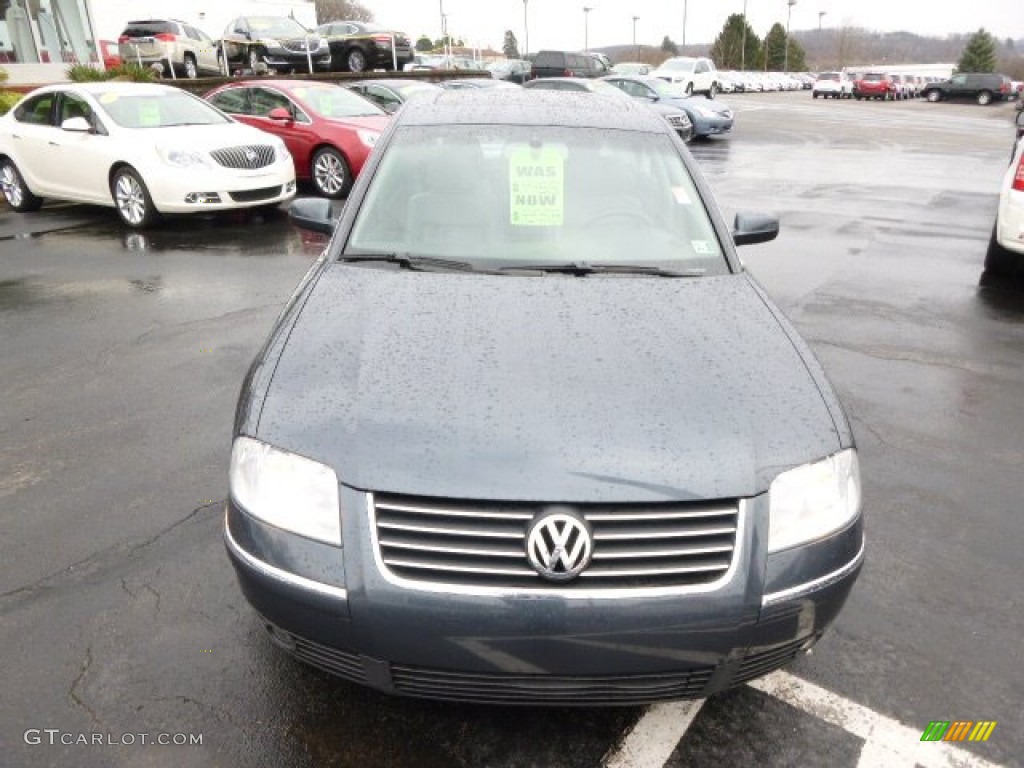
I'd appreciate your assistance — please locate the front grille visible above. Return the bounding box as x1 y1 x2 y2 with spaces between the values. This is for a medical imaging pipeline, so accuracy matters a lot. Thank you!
730 638 807 686
281 38 318 53
390 663 715 705
228 185 281 203
372 494 740 591
210 145 275 170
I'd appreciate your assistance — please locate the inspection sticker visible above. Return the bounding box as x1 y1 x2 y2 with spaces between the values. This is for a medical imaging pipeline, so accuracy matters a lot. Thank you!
691 240 717 255
509 146 564 226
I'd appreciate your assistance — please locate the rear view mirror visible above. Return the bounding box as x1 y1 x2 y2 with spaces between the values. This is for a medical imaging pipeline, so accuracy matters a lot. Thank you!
732 212 779 246
288 197 336 235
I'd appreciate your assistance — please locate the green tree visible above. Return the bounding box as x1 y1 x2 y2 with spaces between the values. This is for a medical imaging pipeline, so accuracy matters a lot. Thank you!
785 38 807 71
503 30 520 58
709 14 761 69
660 35 678 55
315 0 373 23
957 28 998 72
763 23 787 70
415 35 434 52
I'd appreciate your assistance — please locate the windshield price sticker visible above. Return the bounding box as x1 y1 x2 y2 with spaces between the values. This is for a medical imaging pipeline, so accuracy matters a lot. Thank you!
509 147 564 226
138 101 161 127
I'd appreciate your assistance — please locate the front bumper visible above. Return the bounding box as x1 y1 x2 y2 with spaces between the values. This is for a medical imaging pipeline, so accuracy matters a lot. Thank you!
224 489 863 705
262 50 332 72
146 162 296 213
690 113 734 137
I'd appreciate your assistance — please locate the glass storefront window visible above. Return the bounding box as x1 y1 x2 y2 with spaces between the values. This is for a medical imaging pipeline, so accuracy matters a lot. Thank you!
0 0 97 65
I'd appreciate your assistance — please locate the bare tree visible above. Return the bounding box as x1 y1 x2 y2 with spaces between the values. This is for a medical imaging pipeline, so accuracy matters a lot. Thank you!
315 0 374 23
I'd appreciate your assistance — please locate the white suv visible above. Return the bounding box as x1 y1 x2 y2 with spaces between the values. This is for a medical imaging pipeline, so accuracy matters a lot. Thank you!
812 71 853 99
986 109 1024 275
651 56 719 98
118 19 222 78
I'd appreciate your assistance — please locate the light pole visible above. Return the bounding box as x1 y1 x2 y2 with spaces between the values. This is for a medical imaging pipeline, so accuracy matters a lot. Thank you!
438 0 445 56
682 1 688 48
523 0 529 57
818 11 826 31
741 0 748 71
784 0 796 73
632 15 639 61
583 6 592 52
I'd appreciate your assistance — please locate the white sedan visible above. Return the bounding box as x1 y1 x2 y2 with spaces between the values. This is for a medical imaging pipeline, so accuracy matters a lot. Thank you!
0 82 296 229
986 109 1024 275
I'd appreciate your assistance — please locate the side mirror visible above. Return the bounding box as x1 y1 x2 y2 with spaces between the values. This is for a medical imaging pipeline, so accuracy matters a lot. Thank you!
1015 108 1024 128
61 116 91 133
382 102 400 114
268 107 292 121
732 212 779 246
288 197 336 235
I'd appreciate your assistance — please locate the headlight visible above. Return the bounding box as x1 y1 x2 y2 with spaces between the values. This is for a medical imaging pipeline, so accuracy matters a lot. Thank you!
229 436 341 545
357 129 380 148
692 105 716 118
272 139 291 162
768 449 861 553
157 147 208 168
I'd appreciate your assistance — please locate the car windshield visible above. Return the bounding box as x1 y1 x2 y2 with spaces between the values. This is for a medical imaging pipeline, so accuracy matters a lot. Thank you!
660 59 695 73
247 17 309 38
818 73 838 81
96 90 231 128
345 124 727 272
291 85 385 117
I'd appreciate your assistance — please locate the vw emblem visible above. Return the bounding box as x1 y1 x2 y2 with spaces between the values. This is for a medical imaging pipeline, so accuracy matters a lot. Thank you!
526 510 593 582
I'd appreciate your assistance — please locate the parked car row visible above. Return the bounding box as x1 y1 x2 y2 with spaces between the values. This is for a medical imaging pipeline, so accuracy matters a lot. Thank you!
115 15 414 79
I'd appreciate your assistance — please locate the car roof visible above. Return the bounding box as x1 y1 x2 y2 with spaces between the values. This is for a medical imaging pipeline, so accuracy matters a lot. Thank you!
28 82 185 97
396 89 666 131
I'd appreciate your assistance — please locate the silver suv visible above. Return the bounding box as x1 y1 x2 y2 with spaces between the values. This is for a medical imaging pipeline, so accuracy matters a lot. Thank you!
118 19 221 78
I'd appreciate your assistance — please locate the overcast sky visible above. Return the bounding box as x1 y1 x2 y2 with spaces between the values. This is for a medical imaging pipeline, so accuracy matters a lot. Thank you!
364 0 1023 53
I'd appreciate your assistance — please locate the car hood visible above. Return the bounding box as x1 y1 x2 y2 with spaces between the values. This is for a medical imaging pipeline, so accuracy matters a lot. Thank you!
322 114 389 131
255 269 842 503
129 122 279 150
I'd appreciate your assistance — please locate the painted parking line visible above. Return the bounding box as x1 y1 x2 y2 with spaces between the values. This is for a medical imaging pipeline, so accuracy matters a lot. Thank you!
751 671 1006 768
603 699 705 768
603 670 1008 768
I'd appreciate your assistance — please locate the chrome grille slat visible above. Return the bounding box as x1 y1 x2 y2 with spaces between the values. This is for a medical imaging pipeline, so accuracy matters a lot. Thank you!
210 144 275 170
378 521 523 539
380 537 525 558
374 493 740 592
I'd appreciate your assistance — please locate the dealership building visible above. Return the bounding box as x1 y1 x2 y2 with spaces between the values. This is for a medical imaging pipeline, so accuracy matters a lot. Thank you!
0 0 316 84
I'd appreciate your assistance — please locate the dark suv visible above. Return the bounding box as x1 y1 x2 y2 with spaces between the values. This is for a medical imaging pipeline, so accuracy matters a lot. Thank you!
529 50 606 79
921 73 1012 105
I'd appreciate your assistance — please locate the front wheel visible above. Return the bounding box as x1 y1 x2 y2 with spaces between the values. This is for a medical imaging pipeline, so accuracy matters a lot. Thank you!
183 53 198 79
926 90 941 103
345 48 368 73
311 147 351 199
111 167 160 229
707 82 718 99
685 82 694 96
0 159 43 212
977 90 993 106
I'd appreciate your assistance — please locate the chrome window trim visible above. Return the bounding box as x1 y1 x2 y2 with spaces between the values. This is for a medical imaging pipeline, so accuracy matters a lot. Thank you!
761 535 865 607
223 510 348 602
368 492 746 599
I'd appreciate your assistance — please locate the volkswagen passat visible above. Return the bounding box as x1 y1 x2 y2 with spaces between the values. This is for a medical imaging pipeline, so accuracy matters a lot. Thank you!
226 90 864 705
0 83 295 229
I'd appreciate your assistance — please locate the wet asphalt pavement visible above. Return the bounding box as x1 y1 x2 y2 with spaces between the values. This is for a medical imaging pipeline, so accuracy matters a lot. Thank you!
1 92 1022 768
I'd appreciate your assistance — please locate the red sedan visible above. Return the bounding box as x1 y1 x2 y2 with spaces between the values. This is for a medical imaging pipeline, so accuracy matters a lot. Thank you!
205 79 390 198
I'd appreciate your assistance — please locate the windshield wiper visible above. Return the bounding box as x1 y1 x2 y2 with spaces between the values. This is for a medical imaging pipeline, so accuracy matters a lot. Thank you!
341 253 485 273
500 262 705 277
